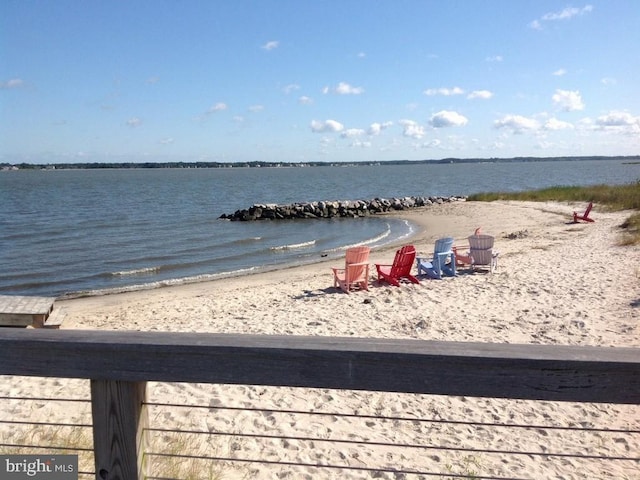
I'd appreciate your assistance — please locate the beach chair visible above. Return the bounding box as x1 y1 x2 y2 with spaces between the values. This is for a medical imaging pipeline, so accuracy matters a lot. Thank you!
452 245 473 267
452 228 481 267
331 246 371 293
416 237 456 279
468 234 499 273
375 245 419 286
573 202 594 223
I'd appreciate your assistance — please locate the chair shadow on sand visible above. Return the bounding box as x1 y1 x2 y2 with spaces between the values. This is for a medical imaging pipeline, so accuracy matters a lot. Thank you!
296 287 340 299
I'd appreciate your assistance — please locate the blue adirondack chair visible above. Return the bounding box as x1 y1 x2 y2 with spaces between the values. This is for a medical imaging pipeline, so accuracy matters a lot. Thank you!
416 237 456 279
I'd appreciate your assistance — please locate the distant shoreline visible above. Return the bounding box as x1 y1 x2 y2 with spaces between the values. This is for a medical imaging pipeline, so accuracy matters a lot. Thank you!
2 155 639 171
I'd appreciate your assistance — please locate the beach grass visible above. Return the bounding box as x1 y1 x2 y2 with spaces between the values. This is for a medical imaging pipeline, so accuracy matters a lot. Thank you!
468 182 640 244
147 431 245 480
0 426 236 479
0 425 94 474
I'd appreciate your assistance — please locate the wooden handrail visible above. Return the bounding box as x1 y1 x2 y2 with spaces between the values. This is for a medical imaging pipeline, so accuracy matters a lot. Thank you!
1 329 639 404
2 329 639 479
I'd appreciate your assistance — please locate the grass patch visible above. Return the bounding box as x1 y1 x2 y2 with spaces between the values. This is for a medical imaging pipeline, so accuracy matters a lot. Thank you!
468 182 640 245
147 431 247 480
444 454 483 479
619 212 640 246
0 425 94 475
1 426 241 479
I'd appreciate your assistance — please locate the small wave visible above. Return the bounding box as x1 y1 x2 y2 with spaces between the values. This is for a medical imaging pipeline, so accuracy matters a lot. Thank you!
358 224 392 246
270 240 316 251
324 223 393 253
394 219 417 240
62 266 260 299
234 236 263 244
111 266 160 276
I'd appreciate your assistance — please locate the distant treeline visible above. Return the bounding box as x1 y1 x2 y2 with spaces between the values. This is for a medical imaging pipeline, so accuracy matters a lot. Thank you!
2 155 639 170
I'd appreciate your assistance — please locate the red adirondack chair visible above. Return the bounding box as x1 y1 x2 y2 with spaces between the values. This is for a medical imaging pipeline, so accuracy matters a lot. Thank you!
375 245 419 286
573 202 595 223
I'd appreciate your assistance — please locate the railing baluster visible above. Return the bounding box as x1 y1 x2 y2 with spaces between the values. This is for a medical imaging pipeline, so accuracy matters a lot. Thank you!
90 380 148 480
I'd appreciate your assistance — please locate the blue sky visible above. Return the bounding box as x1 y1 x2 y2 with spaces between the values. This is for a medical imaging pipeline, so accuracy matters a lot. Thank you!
1 1 639 163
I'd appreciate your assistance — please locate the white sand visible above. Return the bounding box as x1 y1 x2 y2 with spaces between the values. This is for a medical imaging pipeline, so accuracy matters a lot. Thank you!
1 201 639 479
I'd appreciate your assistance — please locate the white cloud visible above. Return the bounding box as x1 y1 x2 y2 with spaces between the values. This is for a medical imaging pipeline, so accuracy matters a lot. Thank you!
298 96 313 105
542 5 593 21
334 82 364 95
248 105 264 113
595 111 640 134
531 5 593 29
485 55 503 63
158 137 174 145
430 110 468 128
596 111 638 126
552 69 567 76
544 118 574 130
261 40 279 51
310 119 344 133
207 102 228 114
552 89 585 111
126 117 142 128
424 87 465 96
494 115 540 133
529 20 542 30
399 119 425 139
368 121 393 136
341 128 365 138
349 140 371 148
319 136 333 147
283 84 300 94
467 90 493 100
1 78 24 89
601 77 617 86
421 139 441 148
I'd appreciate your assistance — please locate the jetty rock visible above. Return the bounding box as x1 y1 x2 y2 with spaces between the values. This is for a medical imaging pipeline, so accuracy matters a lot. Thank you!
219 195 466 221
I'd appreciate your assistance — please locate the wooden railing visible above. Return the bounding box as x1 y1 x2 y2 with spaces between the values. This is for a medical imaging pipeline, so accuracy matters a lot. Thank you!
1 329 639 479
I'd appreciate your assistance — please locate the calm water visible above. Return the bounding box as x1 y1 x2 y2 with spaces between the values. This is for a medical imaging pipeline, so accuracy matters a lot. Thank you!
1 159 638 297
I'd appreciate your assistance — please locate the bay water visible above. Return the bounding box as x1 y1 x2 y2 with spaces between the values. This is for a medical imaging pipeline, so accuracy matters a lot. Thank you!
1 159 638 298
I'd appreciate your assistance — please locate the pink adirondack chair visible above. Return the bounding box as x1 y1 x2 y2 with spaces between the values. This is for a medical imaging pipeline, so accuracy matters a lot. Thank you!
375 245 419 286
453 228 481 267
573 202 594 223
332 246 371 293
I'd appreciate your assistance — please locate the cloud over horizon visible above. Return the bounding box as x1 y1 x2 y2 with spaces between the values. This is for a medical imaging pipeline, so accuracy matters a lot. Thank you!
310 119 345 133
430 111 468 128
323 82 365 95
552 89 585 111
494 115 540 134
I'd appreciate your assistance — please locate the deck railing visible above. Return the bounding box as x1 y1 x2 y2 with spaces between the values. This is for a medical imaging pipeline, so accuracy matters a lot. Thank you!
1 329 639 479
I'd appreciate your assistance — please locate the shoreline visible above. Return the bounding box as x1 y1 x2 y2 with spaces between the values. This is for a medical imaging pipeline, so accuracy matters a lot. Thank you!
57 199 640 348
56 216 419 301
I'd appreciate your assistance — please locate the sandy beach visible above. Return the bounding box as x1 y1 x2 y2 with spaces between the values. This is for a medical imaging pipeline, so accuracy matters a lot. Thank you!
2 200 639 479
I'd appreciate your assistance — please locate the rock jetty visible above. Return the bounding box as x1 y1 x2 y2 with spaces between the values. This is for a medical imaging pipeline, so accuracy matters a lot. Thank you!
219 195 466 221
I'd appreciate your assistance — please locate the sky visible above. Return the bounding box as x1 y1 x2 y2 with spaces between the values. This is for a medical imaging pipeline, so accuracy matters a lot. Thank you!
1 1 639 164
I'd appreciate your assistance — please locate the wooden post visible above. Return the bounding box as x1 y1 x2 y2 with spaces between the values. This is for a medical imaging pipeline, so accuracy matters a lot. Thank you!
91 380 148 480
